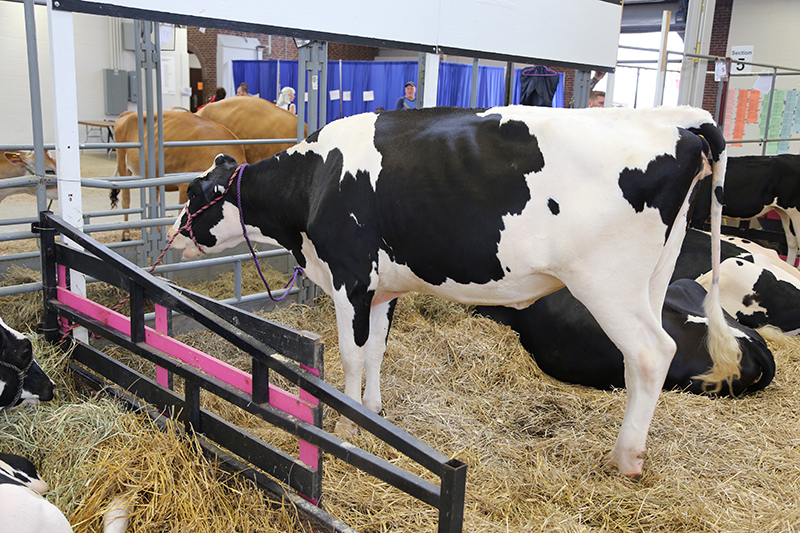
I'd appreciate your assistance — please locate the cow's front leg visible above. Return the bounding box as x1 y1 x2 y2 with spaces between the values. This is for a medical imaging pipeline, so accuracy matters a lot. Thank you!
332 288 374 437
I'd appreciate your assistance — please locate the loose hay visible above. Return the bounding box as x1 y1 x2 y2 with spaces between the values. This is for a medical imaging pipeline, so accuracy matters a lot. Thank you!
3 262 800 532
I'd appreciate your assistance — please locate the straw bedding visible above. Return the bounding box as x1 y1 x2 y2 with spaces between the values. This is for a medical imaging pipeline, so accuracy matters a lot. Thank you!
1 264 800 532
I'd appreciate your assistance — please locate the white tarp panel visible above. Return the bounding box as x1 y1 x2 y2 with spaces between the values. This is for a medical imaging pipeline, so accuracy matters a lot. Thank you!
54 0 622 70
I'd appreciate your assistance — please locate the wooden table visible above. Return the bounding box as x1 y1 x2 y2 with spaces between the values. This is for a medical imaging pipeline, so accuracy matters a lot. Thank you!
79 120 116 143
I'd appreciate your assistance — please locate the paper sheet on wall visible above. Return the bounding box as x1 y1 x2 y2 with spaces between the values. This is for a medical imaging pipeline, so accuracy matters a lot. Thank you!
746 90 760 123
779 90 797 154
723 88 736 142
732 89 748 147
759 90 786 154
161 56 176 95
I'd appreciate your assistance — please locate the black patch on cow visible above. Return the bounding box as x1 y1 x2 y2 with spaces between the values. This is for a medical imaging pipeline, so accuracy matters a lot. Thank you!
671 228 755 282
618 128 706 241
714 185 724 207
0 453 40 488
548 198 560 215
736 269 800 331
372 108 540 286
687 121 726 163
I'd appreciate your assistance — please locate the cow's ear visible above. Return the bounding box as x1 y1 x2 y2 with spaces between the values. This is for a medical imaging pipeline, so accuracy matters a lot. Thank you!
199 179 225 203
214 154 237 167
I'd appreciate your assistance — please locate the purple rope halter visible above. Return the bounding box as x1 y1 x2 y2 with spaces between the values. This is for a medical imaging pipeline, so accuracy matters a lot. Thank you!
234 164 304 302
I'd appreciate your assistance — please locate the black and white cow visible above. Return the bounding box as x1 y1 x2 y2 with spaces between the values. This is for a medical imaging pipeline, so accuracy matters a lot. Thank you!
167 105 738 478
0 453 73 532
477 279 774 395
677 229 800 332
689 154 800 265
0 317 55 409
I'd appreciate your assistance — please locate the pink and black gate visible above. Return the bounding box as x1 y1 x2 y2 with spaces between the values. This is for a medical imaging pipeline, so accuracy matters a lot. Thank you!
35 211 466 533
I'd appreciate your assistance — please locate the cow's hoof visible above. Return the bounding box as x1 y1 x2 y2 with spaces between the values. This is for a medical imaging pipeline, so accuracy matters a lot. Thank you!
606 450 644 480
334 418 358 438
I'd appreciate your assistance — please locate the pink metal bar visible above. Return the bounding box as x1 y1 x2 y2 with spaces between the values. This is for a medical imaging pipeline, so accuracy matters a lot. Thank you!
57 284 322 504
154 305 170 387
56 288 317 420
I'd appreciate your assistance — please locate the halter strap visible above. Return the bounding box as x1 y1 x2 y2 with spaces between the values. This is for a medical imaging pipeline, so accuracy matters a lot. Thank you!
176 163 304 302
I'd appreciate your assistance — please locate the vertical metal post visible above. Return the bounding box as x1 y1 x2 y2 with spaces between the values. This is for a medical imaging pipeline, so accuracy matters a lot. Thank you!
23 0 48 213
36 212 59 343
47 1 87 342
470 58 479 108
654 10 671 107
318 42 328 129
296 47 306 143
572 70 592 108
422 53 440 109
417 53 426 109
129 280 146 344
503 61 513 106
438 459 467 533
761 68 778 156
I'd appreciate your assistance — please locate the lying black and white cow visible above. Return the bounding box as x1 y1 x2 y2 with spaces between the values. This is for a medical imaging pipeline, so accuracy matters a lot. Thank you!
690 154 800 265
477 279 774 395
0 453 73 532
0 317 54 409
168 105 738 478
678 229 800 332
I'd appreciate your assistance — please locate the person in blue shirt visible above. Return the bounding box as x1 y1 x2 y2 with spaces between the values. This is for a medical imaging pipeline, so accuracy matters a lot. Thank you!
395 81 417 110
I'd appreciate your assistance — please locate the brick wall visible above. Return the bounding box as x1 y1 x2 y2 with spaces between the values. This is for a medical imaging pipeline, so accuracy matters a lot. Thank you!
701 0 734 114
187 27 379 103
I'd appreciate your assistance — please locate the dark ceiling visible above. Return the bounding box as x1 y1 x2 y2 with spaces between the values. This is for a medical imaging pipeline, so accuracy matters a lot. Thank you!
621 0 689 34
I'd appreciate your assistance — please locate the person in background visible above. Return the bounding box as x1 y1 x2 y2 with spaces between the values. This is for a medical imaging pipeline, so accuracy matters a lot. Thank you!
236 82 250 96
588 91 606 108
395 81 416 110
276 86 296 114
198 87 226 110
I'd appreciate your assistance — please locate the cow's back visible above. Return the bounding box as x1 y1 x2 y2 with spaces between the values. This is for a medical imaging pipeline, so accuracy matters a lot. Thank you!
197 96 303 163
115 110 246 177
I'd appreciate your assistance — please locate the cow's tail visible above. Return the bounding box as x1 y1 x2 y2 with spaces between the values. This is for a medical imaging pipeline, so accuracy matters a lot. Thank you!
696 144 742 392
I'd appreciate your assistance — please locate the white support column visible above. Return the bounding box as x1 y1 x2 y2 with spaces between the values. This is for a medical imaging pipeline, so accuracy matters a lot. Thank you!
47 1 87 341
678 0 717 107
422 53 440 108
654 10 671 107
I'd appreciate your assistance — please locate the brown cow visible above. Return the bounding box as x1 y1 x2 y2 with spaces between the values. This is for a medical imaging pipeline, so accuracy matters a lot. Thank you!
1 151 57 203
196 95 304 163
112 109 247 240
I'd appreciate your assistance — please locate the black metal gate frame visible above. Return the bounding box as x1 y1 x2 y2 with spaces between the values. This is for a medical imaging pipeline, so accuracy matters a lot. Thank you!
34 211 467 533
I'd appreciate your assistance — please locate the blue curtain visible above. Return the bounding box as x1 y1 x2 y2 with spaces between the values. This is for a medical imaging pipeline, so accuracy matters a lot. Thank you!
233 59 565 120
233 60 299 103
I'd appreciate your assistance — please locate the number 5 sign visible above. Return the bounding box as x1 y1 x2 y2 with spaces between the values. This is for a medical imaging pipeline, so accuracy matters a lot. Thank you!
730 46 754 73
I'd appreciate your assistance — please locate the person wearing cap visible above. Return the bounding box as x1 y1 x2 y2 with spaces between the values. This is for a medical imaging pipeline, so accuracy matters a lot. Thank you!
395 81 417 110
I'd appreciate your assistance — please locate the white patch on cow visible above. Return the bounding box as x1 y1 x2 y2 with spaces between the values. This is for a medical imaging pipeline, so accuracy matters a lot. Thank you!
300 233 336 296
0 317 26 341
350 213 362 227
685 314 748 338
288 112 384 190
0 381 6 398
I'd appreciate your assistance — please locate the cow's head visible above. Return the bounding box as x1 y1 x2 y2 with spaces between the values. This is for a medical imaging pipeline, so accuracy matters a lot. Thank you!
4 150 57 177
168 154 245 259
0 319 55 409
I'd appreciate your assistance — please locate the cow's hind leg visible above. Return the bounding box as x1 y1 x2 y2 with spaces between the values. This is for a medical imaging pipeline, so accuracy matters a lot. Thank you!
568 280 676 478
775 209 798 266
362 299 397 414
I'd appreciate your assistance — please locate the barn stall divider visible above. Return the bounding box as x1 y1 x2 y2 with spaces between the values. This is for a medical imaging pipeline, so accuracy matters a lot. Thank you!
34 211 467 533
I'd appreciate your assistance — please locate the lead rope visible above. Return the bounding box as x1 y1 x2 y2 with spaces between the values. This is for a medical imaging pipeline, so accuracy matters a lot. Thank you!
61 164 303 341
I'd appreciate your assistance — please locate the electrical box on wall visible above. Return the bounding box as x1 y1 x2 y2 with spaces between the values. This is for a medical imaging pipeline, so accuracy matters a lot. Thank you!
103 69 128 115
128 71 138 103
